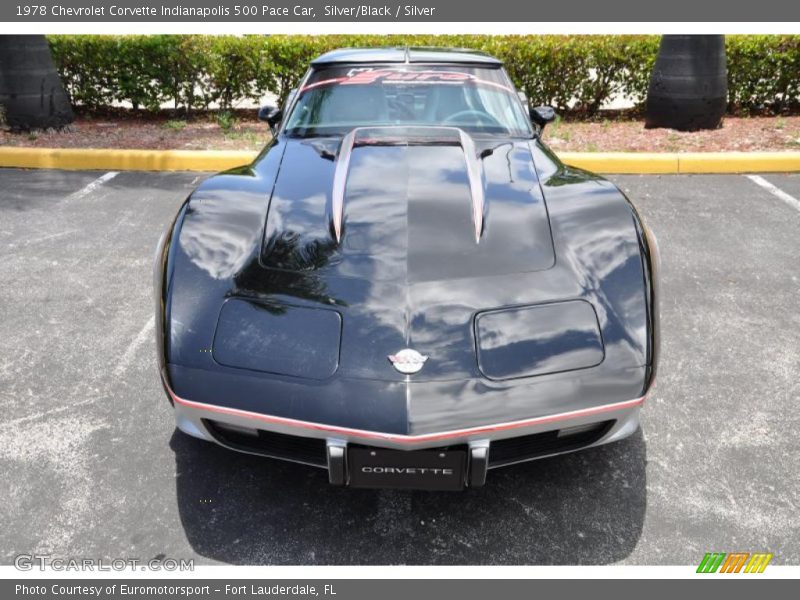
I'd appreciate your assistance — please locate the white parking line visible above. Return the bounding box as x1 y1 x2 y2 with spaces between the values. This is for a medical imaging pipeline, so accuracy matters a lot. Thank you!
6 228 78 251
113 315 156 377
69 171 119 199
746 174 800 213
0 396 104 430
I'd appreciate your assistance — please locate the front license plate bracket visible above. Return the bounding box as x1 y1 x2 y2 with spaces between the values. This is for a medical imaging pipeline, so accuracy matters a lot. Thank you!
348 446 466 491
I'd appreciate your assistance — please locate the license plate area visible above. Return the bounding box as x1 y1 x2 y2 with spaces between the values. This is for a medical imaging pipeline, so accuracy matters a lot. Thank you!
348 446 466 491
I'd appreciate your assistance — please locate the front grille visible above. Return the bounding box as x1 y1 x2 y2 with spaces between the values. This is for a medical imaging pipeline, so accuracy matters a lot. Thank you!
203 419 613 471
203 419 328 467
488 420 614 468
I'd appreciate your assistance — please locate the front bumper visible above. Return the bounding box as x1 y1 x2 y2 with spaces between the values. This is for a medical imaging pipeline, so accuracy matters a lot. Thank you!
166 381 644 489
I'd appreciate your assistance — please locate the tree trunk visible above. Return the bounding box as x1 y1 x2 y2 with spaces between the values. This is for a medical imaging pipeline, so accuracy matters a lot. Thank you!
645 35 727 131
0 35 73 131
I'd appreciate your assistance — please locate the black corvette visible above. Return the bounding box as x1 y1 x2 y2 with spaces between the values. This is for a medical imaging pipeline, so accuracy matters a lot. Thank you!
155 47 659 491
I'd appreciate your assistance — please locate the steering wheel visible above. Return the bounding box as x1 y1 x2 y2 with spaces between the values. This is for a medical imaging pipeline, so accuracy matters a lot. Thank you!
442 109 504 129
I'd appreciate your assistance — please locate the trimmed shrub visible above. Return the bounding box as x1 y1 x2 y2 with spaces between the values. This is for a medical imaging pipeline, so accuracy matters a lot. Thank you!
47 34 800 118
726 35 800 112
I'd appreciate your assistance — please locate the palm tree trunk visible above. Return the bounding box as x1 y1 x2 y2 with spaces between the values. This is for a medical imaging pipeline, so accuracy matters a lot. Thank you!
645 35 727 131
0 35 73 131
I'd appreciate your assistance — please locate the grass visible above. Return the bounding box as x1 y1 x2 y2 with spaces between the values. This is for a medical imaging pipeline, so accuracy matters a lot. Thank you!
548 114 562 136
216 111 238 131
547 116 573 142
223 130 261 145
164 119 187 131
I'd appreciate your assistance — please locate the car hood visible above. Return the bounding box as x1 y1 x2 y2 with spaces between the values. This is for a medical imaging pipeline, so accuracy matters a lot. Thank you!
239 133 556 382
261 132 555 283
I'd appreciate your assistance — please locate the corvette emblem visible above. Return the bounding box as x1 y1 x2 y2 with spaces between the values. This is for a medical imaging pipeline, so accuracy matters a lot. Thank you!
388 349 428 374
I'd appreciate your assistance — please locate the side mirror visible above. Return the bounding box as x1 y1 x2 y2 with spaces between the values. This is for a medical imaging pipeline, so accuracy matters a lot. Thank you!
529 106 556 128
258 105 283 131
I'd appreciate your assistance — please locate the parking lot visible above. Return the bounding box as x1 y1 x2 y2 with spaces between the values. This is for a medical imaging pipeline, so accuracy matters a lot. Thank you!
0 167 798 565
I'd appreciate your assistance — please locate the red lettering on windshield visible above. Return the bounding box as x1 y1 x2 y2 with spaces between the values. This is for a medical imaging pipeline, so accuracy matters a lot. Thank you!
300 69 512 93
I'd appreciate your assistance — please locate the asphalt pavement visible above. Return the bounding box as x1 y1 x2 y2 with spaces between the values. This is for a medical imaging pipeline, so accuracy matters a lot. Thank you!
0 168 798 565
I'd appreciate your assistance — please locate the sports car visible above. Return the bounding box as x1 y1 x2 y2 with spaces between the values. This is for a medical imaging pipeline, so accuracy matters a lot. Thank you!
154 47 659 491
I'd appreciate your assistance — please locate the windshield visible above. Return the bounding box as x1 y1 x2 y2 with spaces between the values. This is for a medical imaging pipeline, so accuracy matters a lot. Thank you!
284 65 532 138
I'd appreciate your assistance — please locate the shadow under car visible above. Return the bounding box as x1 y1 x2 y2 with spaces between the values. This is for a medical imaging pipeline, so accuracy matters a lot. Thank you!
171 427 646 565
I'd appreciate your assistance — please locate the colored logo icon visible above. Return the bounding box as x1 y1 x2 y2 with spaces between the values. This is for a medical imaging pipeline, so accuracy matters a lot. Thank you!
697 552 773 573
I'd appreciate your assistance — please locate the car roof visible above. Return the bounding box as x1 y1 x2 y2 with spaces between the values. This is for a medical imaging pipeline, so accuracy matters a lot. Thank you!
311 47 503 67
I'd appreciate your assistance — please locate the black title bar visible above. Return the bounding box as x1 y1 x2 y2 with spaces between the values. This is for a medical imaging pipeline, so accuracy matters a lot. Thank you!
3 579 795 600
5 0 800 22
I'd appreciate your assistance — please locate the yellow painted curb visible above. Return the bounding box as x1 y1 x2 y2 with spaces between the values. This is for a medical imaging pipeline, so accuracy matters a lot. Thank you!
1 147 800 174
0 147 257 172
560 152 680 174
675 152 800 173
561 151 800 174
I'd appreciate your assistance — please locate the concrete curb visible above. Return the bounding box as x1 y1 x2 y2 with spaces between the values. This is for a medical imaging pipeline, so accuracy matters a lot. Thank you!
1 147 800 174
560 152 800 174
0 147 256 172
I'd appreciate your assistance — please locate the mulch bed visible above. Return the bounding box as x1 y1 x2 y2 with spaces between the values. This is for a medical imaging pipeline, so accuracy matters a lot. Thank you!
2 108 800 153
1 108 270 152
544 115 800 153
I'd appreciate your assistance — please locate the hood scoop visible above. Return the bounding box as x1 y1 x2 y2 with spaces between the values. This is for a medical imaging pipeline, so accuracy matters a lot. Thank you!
261 135 555 283
333 126 485 244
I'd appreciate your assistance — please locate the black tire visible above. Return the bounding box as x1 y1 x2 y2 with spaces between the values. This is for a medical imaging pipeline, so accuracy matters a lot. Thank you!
0 35 73 131
645 35 727 131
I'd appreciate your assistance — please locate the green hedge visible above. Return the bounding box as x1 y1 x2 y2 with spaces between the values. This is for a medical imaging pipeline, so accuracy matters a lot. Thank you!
47 34 800 117
726 35 800 112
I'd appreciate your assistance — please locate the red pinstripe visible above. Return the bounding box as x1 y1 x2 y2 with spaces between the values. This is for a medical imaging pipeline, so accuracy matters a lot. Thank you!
165 381 647 444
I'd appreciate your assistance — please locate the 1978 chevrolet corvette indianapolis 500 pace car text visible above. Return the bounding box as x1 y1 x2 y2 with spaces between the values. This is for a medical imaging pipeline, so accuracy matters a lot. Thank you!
154 47 659 491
